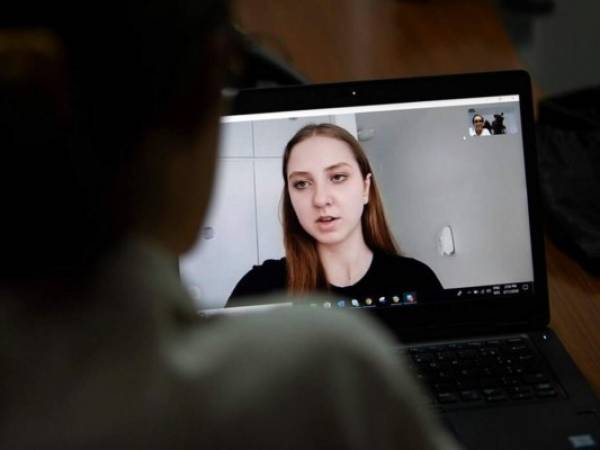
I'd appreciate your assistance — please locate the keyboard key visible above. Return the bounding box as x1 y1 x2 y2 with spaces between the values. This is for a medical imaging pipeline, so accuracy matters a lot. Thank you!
509 347 531 357
456 379 479 390
460 390 482 401
508 386 533 396
484 388 508 402
447 343 466 350
511 391 534 400
413 353 435 363
417 362 436 374
480 377 502 389
483 388 505 397
421 345 440 352
437 351 457 361
458 368 483 378
481 367 495 377
435 370 456 380
523 373 549 384
409 346 429 353
489 366 508 376
433 382 456 393
537 389 557 398
455 359 473 368
426 362 442 370
458 350 478 360
438 392 459 404
535 383 554 391
502 376 522 386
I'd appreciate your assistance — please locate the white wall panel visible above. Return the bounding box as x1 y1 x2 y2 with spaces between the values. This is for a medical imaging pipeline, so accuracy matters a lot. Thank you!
219 122 253 157
255 158 286 263
180 159 257 308
253 116 330 157
332 114 358 138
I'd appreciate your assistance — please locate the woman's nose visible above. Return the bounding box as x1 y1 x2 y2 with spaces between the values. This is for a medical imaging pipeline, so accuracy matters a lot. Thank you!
312 183 332 207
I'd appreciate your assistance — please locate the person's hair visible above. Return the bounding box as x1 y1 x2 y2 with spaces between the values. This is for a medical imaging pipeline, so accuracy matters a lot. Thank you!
281 123 399 295
472 114 484 124
1 1 231 287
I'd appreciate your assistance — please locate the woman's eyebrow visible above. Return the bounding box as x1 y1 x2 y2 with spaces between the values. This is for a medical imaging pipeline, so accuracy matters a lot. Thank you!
325 162 352 171
288 162 352 180
288 170 311 180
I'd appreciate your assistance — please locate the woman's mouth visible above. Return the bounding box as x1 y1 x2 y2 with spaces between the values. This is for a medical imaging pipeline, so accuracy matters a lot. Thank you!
316 216 339 231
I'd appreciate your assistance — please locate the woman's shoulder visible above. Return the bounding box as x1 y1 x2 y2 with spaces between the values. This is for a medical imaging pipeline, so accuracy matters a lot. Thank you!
376 252 428 269
226 258 287 305
374 252 443 289
248 257 287 276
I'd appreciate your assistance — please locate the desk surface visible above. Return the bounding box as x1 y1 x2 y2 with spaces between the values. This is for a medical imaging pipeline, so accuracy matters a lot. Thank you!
235 0 600 396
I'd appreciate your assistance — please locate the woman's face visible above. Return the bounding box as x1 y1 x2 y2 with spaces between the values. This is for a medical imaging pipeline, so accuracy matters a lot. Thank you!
474 115 484 134
286 135 371 247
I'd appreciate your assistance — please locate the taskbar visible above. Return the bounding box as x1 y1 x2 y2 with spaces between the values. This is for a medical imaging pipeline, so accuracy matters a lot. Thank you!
306 292 419 310
447 281 534 300
305 281 535 310
197 281 535 316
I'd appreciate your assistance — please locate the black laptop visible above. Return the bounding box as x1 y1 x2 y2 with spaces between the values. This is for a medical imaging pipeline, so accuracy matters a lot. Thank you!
180 70 600 450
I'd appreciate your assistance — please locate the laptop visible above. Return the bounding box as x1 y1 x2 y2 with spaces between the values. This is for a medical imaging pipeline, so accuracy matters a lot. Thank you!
180 70 600 450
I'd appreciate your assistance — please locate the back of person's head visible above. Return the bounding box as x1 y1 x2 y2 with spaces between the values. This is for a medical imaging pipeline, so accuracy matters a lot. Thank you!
1 1 231 289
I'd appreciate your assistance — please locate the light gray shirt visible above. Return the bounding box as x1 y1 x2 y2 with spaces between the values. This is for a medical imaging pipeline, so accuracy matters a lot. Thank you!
0 239 460 449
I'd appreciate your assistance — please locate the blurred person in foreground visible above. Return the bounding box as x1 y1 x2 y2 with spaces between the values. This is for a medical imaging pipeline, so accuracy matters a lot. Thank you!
0 1 459 449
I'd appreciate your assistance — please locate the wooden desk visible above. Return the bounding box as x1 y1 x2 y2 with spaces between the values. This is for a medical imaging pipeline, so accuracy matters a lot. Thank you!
235 0 600 396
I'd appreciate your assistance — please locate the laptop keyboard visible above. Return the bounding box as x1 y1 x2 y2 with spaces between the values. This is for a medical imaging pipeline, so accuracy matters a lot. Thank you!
407 336 562 406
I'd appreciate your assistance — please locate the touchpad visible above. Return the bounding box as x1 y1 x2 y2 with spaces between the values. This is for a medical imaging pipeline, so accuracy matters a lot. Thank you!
444 405 600 450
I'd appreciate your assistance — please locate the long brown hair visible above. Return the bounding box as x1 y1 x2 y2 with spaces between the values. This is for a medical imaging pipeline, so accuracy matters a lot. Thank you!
282 123 399 294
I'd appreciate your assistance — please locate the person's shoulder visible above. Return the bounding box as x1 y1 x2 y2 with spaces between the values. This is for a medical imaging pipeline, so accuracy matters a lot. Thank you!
246 257 287 277
183 305 404 383
378 252 431 271
227 258 287 305
168 307 394 402
260 257 287 271
232 258 286 288
171 307 459 449
376 252 443 289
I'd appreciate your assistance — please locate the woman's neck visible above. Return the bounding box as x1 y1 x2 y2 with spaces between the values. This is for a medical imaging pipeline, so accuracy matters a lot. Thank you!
318 232 373 288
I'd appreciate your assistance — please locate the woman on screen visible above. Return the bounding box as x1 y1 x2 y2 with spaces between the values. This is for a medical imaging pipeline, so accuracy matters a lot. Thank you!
469 113 491 137
226 123 442 307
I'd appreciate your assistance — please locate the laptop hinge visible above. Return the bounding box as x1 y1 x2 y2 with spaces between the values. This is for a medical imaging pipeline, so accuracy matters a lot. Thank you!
397 320 537 343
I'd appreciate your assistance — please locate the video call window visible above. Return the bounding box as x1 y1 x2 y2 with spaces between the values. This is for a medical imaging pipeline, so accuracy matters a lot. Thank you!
180 97 534 311
467 105 520 138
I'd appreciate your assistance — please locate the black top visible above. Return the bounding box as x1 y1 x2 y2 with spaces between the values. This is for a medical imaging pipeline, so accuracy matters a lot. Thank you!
226 252 443 307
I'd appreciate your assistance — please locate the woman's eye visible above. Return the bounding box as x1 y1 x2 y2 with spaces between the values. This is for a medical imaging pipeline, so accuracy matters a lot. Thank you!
293 180 310 190
331 173 348 183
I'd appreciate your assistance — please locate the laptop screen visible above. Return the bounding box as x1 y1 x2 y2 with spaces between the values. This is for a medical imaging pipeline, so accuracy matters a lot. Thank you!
180 90 535 315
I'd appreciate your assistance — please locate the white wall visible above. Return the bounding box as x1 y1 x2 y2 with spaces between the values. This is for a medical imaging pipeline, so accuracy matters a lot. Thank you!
179 158 258 308
356 103 533 289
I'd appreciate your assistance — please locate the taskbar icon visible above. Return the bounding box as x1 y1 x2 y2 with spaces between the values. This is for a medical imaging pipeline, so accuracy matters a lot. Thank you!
403 292 417 305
